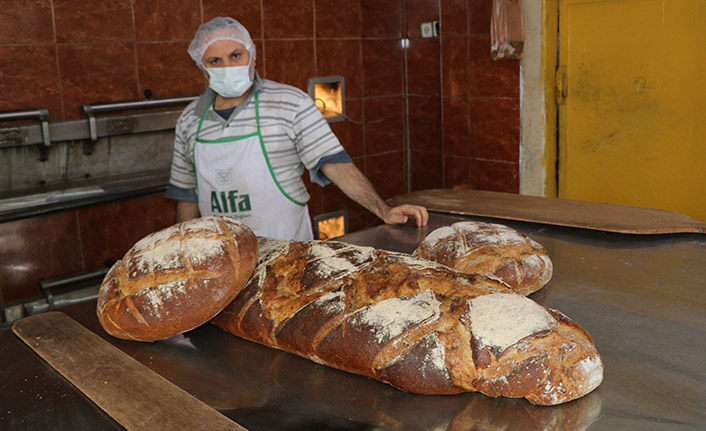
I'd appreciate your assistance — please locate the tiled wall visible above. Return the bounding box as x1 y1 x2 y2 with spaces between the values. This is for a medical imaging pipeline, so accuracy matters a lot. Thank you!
437 0 520 193
0 194 176 304
0 0 520 304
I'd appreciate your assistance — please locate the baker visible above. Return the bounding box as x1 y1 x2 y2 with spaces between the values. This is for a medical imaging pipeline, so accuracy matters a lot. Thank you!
166 17 428 241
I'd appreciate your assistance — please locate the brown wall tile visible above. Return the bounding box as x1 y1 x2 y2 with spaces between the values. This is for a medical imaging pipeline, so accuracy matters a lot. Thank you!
361 0 402 38
263 40 315 90
441 0 468 36
470 159 519 193
134 0 201 41
151 195 177 231
137 42 206 97
441 36 469 97
0 0 54 44
364 96 406 155
203 0 263 40
316 0 361 39
54 0 134 43
329 100 364 158
57 44 138 119
442 97 470 156
362 39 404 96
0 211 83 304
322 182 366 217
405 0 440 39
469 35 519 98
408 95 442 152
263 0 314 39
444 155 470 188
365 151 406 200
469 0 491 34
0 46 64 120
470 98 520 162
410 150 442 191
316 39 363 98
348 213 370 233
407 38 440 96
78 196 157 269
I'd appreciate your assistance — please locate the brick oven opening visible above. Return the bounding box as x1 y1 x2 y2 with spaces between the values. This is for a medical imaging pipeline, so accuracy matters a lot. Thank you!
308 76 345 123
313 209 348 240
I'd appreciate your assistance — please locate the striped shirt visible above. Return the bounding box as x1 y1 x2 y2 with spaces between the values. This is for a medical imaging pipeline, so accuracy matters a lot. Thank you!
166 73 350 203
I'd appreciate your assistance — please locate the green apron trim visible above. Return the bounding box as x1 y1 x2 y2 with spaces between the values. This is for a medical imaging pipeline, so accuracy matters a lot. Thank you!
195 94 258 143
193 91 305 207
257 132 305 207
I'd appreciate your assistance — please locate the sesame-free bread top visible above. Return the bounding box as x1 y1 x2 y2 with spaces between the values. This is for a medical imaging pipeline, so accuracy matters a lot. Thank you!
212 238 602 405
414 221 553 295
97 216 258 342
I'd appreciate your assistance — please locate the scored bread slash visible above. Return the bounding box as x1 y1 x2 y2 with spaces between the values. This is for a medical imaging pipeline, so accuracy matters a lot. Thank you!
96 216 258 342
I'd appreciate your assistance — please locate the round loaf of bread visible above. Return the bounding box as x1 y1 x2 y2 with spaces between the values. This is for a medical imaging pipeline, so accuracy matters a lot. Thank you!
413 221 553 295
97 216 258 342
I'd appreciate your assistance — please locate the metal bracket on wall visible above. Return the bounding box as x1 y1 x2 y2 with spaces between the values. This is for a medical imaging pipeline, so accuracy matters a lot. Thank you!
0 108 51 161
0 94 199 155
81 94 198 138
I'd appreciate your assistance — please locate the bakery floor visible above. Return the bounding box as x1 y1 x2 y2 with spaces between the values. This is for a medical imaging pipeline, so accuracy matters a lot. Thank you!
1 212 705 430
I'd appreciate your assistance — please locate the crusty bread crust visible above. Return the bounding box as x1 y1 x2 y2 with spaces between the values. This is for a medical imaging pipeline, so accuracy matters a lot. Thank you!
414 221 553 295
97 216 258 342
212 238 602 405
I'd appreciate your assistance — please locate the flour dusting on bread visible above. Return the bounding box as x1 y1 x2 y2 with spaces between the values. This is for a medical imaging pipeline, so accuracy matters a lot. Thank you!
575 356 603 391
257 237 291 265
468 293 554 352
387 252 459 272
352 289 441 343
308 242 376 277
130 224 227 275
137 279 189 318
422 225 457 248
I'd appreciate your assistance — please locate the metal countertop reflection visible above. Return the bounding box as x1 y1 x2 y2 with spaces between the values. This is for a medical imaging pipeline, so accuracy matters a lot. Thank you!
1 212 705 430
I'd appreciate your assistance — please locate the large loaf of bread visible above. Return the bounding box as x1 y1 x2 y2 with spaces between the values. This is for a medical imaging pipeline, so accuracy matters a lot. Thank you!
97 216 258 342
414 221 553 295
212 238 602 405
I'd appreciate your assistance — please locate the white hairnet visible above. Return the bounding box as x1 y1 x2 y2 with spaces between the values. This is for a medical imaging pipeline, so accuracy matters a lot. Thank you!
188 17 256 69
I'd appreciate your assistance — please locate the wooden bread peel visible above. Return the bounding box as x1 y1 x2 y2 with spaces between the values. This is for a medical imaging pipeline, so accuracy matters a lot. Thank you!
389 189 706 235
12 311 247 431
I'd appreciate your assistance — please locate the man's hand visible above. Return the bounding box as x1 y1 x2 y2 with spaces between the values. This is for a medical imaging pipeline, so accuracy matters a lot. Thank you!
321 162 428 227
382 203 429 226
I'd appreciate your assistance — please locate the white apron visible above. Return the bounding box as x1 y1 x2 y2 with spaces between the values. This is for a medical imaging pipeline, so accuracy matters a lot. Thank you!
193 93 313 241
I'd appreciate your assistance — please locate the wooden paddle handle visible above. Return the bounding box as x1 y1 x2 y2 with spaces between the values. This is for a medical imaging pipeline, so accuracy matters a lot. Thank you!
13 312 247 431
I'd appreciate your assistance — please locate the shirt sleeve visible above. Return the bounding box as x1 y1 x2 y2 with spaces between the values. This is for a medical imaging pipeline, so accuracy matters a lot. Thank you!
309 150 354 186
168 102 199 191
165 184 198 202
290 94 349 177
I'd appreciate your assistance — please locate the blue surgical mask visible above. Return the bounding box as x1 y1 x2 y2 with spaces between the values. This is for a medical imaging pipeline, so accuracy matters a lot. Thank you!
206 61 253 98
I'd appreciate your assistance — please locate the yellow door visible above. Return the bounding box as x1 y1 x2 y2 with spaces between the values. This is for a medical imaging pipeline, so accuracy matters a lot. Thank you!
557 0 706 221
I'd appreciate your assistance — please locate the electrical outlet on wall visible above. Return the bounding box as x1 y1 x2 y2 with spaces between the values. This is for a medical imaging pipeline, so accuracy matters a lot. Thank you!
420 21 440 38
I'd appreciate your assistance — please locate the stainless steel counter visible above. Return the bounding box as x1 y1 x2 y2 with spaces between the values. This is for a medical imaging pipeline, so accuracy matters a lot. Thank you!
2 212 705 430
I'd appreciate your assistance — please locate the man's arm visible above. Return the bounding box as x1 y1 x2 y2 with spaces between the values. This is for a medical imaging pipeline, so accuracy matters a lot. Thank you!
320 162 428 226
176 200 201 223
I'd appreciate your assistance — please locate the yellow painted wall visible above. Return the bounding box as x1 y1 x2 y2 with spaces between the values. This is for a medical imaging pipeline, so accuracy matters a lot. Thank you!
555 0 706 221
